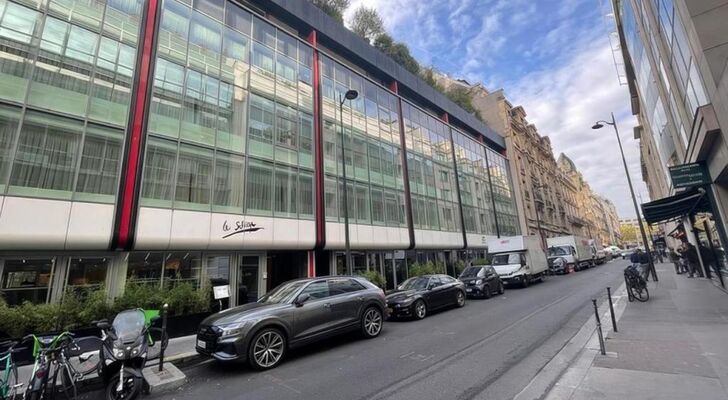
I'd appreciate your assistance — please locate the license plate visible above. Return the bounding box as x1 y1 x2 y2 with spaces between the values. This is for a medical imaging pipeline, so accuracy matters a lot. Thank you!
466 288 472 292
197 339 206 349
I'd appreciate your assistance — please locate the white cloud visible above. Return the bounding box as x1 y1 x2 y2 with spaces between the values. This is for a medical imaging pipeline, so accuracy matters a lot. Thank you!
508 33 650 218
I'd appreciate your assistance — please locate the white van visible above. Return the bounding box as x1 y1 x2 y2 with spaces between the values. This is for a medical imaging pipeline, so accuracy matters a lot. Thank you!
546 235 593 273
487 236 548 287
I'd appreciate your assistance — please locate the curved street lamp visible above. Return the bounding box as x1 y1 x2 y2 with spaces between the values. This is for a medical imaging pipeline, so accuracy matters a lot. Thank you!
592 112 657 281
339 89 359 274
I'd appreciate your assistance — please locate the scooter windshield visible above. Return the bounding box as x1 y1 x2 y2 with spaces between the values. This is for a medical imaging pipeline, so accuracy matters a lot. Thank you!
112 310 146 343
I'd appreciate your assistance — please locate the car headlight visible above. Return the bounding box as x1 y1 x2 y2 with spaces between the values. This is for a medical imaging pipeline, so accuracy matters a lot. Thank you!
475 279 483 285
553 257 565 267
219 322 249 339
114 348 125 358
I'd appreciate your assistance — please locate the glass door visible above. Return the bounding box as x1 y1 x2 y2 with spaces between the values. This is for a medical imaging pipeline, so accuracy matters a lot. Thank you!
238 256 260 305
206 255 231 311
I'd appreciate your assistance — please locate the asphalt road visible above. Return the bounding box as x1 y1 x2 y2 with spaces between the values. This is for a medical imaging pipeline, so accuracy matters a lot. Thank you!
123 259 627 400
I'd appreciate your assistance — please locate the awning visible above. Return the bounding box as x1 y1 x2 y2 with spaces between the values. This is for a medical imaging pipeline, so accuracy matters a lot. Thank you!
641 188 711 224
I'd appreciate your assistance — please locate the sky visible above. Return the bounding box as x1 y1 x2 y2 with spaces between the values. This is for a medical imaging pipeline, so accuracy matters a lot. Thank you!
343 0 651 219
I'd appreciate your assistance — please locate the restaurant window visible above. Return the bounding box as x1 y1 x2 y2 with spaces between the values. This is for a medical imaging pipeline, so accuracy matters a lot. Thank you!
1 259 54 305
66 257 108 293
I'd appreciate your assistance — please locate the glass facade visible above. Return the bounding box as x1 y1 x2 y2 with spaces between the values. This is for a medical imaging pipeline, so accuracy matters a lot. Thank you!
452 129 496 235
142 0 314 218
320 54 407 227
0 0 140 201
402 102 459 232
0 0 520 247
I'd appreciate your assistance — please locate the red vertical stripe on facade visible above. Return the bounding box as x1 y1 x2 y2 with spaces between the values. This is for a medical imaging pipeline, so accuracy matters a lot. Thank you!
440 112 450 123
307 251 315 277
308 30 325 249
117 0 159 248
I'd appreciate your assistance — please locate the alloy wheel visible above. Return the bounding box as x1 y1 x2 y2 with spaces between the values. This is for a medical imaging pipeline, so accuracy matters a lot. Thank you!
363 308 383 336
253 331 284 368
456 291 465 307
414 300 427 319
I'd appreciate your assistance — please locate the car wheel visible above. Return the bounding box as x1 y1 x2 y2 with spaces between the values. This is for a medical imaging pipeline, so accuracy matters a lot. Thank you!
455 290 466 307
361 307 383 338
498 282 505 295
482 285 491 299
521 276 530 288
248 328 286 370
413 299 427 320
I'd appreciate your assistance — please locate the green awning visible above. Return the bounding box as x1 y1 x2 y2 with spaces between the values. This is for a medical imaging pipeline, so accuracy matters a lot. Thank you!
641 188 711 224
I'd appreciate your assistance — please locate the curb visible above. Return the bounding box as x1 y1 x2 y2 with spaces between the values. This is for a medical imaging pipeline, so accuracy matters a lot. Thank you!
513 279 629 400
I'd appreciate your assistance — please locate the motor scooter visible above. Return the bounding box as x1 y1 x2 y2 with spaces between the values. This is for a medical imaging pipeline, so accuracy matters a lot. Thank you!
96 309 161 400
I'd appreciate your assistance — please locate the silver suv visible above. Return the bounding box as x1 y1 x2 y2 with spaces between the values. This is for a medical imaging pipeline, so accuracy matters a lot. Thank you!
196 276 386 370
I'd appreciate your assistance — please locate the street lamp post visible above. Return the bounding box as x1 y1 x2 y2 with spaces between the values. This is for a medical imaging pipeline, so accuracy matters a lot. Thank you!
592 113 657 281
339 89 359 275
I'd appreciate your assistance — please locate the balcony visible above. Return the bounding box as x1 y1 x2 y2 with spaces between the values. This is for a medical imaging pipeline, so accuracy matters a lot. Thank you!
568 215 587 227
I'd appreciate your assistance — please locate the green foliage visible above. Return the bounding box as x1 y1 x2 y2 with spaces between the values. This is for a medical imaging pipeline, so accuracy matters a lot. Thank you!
357 270 386 290
350 6 385 43
472 258 489 266
374 33 420 75
0 283 211 338
408 261 446 277
309 0 350 23
454 260 466 276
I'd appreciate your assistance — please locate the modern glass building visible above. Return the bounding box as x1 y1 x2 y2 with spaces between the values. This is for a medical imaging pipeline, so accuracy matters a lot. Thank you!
0 0 520 305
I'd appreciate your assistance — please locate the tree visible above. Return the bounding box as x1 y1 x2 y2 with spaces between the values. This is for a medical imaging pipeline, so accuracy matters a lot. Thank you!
620 223 638 243
374 33 420 75
349 6 385 43
309 0 350 23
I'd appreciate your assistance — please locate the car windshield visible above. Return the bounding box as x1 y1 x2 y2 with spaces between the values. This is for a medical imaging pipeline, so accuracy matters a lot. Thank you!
460 266 485 278
491 254 520 265
112 310 145 343
258 281 307 304
548 246 570 256
399 277 430 290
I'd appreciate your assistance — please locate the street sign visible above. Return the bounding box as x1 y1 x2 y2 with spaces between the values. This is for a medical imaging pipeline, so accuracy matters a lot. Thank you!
669 162 711 189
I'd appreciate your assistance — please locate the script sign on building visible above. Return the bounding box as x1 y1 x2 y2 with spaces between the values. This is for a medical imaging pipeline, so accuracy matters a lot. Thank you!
669 162 711 189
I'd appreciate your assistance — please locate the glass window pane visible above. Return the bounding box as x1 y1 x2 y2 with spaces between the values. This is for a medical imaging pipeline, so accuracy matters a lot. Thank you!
274 166 296 216
276 30 296 60
141 137 177 207
1 259 53 305
0 105 21 191
175 144 213 210
164 252 201 287
225 1 251 35
127 252 163 286
193 0 223 20
246 159 273 215
9 112 81 199
75 124 123 202
252 15 275 48
150 57 184 138
103 0 142 44
212 151 244 212
67 257 108 289
298 171 313 218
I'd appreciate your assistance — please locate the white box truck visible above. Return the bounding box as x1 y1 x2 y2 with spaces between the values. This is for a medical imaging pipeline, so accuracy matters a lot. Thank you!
487 235 548 288
546 235 593 273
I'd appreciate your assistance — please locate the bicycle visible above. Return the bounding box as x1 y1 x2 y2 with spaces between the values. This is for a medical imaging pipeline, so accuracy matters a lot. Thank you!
0 340 24 400
624 264 649 302
23 332 102 400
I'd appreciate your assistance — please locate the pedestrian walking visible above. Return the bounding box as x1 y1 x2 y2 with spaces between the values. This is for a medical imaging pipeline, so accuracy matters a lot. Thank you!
684 243 701 278
699 242 715 278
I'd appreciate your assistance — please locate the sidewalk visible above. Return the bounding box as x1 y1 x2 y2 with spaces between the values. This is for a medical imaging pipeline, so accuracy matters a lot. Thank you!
545 262 728 400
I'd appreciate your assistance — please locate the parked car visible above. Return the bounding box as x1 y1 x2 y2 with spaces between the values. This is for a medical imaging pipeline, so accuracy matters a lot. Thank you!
621 248 637 259
196 276 386 370
488 235 548 286
386 275 466 320
594 249 607 265
458 265 504 298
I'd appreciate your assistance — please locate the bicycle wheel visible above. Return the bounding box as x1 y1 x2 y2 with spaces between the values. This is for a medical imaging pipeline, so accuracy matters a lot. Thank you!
629 285 649 302
65 337 102 377
1 360 19 400
58 364 78 400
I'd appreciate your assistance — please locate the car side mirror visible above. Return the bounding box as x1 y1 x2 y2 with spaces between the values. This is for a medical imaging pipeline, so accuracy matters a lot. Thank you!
295 293 311 307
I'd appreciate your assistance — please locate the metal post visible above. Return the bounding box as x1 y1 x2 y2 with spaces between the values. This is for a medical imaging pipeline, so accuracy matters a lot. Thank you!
607 287 617 332
339 94 352 274
592 299 606 355
158 303 168 372
610 113 657 282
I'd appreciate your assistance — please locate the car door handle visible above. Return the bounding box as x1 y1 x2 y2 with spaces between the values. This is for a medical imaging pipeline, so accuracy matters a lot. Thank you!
357 296 364 301
323 303 331 308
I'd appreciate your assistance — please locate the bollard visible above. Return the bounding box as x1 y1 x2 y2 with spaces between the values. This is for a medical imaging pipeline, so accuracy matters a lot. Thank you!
592 299 606 356
159 303 169 372
607 287 618 332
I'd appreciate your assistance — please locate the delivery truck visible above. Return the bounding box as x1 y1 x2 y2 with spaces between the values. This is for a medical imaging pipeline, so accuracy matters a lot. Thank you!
486 235 548 288
546 235 593 273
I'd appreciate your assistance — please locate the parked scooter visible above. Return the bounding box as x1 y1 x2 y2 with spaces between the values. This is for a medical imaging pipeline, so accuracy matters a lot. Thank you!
95 309 163 400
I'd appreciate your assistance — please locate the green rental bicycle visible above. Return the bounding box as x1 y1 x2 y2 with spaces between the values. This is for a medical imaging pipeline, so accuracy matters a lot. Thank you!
23 332 101 400
0 340 23 400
